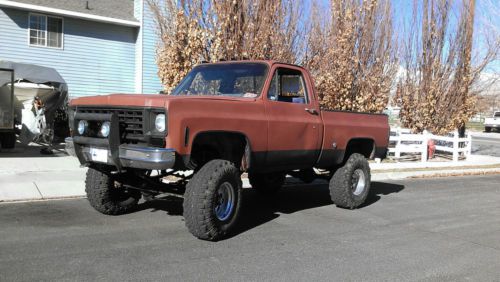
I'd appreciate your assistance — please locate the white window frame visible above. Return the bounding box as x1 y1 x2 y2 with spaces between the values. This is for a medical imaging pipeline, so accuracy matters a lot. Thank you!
28 12 64 49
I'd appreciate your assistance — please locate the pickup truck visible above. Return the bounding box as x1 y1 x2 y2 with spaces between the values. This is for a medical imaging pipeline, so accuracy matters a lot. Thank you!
66 60 389 241
484 111 500 132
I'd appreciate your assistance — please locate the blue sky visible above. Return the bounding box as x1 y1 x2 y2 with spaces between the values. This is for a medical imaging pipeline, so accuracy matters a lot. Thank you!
310 0 499 71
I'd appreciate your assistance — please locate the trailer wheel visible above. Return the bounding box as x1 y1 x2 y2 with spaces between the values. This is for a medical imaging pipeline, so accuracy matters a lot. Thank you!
183 159 242 241
249 172 286 195
485 127 492 133
85 167 141 215
0 132 16 149
329 153 371 209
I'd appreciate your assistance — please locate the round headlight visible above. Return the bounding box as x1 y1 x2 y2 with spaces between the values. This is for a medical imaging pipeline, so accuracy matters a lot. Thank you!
100 121 110 138
155 114 166 132
77 120 88 135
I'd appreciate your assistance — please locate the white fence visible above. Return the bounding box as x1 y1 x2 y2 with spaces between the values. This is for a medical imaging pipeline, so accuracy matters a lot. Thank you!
388 128 472 162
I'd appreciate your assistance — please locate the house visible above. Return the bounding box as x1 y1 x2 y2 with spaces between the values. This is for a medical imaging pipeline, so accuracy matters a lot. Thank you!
0 0 163 97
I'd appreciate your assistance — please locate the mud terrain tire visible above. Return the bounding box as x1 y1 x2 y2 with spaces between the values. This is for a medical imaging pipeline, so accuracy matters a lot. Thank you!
85 167 141 215
329 153 371 209
183 159 242 241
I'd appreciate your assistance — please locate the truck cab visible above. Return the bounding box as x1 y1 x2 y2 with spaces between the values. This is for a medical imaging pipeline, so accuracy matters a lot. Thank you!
484 111 500 132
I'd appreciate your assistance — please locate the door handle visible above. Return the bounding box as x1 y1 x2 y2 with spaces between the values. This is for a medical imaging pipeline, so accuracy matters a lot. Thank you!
305 108 319 115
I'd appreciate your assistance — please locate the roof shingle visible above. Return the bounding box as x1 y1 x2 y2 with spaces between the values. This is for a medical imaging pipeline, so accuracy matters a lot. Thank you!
11 0 137 22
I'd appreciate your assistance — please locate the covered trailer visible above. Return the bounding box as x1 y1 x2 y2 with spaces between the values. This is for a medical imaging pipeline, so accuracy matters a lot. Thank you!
0 61 68 152
0 68 15 148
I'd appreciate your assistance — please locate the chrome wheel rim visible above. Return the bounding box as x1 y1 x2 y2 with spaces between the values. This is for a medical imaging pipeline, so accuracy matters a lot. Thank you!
352 169 366 196
214 182 235 221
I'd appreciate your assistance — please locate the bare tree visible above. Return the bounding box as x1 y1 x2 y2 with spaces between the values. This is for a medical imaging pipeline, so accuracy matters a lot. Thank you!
303 0 398 113
397 0 499 135
149 0 206 93
149 0 303 93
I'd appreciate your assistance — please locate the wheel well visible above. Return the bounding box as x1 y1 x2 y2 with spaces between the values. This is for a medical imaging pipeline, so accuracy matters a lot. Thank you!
343 138 375 162
189 132 248 170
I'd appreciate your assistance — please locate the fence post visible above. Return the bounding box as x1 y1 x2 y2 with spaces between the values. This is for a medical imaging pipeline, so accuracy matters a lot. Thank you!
421 130 428 162
466 131 472 158
452 130 459 162
395 127 401 158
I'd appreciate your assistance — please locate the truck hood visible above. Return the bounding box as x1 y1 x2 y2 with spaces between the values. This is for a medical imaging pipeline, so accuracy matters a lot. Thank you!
70 93 257 108
70 94 168 108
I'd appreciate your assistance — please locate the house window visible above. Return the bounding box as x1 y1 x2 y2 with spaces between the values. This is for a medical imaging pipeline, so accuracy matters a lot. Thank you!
29 14 63 48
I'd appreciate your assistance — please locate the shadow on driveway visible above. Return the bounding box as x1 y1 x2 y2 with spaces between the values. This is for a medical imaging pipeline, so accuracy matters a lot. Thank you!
0 142 67 157
136 180 405 239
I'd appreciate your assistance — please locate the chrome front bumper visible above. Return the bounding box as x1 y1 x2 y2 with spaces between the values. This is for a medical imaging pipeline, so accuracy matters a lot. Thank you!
65 137 175 170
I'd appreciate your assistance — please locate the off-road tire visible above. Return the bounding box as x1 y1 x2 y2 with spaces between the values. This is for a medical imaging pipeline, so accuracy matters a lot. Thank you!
85 167 141 215
248 172 286 195
329 153 371 209
0 132 16 149
183 159 242 241
485 127 492 133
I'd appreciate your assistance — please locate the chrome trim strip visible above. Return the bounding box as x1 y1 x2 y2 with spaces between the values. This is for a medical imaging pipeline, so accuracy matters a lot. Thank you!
65 137 176 170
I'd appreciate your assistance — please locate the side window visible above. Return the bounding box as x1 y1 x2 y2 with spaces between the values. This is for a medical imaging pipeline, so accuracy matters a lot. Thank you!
267 72 279 101
29 13 63 48
267 68 308 104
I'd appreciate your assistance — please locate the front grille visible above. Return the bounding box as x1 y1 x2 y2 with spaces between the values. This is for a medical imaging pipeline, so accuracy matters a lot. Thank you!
77 108 146 144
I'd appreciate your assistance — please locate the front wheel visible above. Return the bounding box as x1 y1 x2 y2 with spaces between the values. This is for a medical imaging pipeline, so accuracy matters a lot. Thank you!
183 160 242 241
485 127 492 133
85 167 141 215
329 153 371 209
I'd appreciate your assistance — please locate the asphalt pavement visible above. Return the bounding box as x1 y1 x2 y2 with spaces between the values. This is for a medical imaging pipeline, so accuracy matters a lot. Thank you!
472 132 500 157
1 175 500 281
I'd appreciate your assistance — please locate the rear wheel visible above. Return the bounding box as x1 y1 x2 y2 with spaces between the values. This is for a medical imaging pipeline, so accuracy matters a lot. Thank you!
485 127 492 133
329 153 371 209
85 167 141 215
0 132 16 149
249 172 286 195
183 159 242 241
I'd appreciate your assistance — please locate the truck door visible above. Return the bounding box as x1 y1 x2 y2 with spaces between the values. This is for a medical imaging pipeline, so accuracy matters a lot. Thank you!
264 65 323 169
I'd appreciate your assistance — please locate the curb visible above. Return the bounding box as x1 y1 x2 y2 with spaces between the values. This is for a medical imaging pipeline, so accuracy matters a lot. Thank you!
371 167 500 181
0 170 86 203
2 167 500 203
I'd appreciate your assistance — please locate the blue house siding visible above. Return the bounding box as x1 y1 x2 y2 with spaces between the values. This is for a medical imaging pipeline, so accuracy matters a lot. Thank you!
0 7 137 97
140 1 162 94
134 0 142 93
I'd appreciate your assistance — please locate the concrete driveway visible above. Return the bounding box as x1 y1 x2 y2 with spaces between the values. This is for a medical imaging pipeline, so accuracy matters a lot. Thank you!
0 142 86 201
1 175 499 281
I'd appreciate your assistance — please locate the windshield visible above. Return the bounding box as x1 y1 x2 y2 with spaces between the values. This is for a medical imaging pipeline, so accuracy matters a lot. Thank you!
171 63 268 98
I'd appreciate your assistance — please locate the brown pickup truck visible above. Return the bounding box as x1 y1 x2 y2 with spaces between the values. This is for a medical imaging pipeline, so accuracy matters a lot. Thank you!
66 60 389 241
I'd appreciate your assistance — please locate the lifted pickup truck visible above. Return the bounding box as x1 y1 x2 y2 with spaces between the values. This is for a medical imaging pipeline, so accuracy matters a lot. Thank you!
67 60 389 241
484 111 500 132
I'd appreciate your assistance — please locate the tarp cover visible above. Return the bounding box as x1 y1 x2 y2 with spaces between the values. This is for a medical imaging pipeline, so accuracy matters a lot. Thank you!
0 60 66 85
0 61 68 143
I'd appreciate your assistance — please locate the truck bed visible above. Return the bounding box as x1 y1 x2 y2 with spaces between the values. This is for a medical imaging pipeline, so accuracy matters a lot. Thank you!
316 110 389 167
